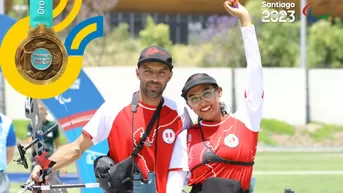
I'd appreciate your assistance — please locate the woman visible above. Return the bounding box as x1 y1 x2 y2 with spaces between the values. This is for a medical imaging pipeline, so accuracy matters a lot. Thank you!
181 1 263 193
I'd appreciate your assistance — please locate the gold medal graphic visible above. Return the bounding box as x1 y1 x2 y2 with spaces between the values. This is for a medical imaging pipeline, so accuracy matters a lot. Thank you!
0 0 104 98
15 25 68 85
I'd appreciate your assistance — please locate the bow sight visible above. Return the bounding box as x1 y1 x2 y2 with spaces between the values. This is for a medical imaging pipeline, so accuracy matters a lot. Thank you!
15 122 58 169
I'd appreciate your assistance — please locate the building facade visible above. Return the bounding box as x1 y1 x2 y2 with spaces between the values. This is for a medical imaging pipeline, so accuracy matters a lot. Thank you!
4 0 342 44
108 0 342 44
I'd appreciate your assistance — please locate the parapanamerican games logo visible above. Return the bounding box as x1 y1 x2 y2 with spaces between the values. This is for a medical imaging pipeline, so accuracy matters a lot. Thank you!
262 0 296 23
302 2 329 22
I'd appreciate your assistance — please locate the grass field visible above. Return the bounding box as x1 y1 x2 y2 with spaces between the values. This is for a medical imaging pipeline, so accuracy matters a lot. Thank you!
8 152 343 193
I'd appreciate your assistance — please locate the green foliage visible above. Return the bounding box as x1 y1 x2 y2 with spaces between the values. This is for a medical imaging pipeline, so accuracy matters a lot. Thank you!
258 21 300 67
310 123 343 142
259 118 296 145
171 44 205 67
200 25 245 68
244 0 262 23
191 0 342 68
194 0 302 68
308 18 343 68
12 120 30 140
139 15 173 51
82 22 142 66
7 0 29 20
260 119 296 136
249 0 301 68
11 0 339 68
258 131 277 145
12 119 68 144
111 23 130 42
246 0 343 68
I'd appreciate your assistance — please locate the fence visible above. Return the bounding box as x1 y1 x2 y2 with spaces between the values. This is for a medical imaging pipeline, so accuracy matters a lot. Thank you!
2 67 343 126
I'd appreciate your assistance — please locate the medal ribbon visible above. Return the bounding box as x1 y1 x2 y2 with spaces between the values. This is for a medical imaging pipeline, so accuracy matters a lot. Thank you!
29 0 53 28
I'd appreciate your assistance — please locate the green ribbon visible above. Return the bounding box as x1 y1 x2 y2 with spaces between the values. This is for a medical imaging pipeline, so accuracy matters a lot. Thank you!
29 0 53 28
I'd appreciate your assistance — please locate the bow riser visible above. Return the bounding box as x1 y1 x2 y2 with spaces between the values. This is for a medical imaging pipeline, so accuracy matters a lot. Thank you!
16 97 58 193
17 97 100 193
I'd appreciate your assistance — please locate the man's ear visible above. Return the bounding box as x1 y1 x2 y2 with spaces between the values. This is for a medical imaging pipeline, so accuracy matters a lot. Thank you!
136 68 140 80
167 70 173 82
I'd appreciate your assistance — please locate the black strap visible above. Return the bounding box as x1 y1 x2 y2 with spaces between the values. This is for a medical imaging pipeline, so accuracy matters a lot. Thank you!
203 149 254 166
131 92 164 158
131 91 140 113
190 183 203 193
106 92 142 157
197 119 254 166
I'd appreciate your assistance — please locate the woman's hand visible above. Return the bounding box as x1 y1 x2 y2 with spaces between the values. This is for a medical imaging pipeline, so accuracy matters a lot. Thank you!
223 0 252 27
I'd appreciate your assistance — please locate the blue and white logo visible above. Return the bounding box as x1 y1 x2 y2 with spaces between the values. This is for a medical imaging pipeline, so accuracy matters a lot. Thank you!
31 48 52 70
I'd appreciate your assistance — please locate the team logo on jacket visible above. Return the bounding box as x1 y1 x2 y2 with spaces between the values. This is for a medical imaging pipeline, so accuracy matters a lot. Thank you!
224 134 239 148
162 128 176 144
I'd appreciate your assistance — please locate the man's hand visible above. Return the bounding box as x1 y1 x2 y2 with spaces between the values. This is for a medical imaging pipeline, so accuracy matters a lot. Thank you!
30 165 51 185
60 167 68 175
223 0 252 27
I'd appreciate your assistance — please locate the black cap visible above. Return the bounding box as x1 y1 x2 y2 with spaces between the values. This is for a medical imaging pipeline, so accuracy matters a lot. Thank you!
137 46 173 71
181 75 218 99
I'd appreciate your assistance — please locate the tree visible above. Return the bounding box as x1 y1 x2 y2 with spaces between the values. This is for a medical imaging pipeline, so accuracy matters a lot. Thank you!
197 15 244 67
82 22 142 66
258 21 300 67
139 15 173 51
250 0 300 67
195 0 301 68
76 0 118 32
5 0 12 14
74 0 120 66
307 18 343 68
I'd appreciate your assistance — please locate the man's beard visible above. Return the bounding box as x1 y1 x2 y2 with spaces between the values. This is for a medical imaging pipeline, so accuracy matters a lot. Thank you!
141 80 166 98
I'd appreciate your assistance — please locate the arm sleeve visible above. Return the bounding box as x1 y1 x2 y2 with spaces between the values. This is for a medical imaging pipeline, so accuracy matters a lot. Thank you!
168 102 192 171
6 123 16 147
181 106 193 130
82 101 117 145
168 129 188 171
166 170 188 193
241 25 264 132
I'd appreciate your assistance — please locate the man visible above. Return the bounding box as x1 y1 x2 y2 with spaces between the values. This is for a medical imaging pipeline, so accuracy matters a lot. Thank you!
0 112 17 193
27 102 67 174
31 46 192 193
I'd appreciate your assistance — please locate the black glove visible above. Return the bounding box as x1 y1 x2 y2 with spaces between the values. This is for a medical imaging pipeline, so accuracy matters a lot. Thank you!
94 155 116 192
94 155 137 193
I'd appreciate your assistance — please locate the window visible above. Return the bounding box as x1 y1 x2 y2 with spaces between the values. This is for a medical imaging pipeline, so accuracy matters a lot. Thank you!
109 12 216 44
169 20 177 44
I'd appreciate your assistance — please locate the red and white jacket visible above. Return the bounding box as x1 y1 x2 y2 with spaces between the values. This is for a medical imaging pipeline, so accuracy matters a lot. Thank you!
82 96 192 193
186 25 264 191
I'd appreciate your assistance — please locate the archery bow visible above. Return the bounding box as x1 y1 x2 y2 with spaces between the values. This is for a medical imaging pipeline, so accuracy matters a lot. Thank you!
15 97 58 170
15 97 99 193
